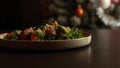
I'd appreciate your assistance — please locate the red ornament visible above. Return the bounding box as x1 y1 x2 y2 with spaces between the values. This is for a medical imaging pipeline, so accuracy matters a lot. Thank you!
75 5 84 17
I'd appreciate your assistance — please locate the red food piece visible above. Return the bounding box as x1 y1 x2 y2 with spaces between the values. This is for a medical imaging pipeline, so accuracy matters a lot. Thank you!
31 32 39 41
44 27 56 35
19 33 27 40
6 33 12 38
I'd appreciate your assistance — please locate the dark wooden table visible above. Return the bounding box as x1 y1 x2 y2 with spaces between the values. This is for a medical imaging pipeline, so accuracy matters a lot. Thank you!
0 29 120 68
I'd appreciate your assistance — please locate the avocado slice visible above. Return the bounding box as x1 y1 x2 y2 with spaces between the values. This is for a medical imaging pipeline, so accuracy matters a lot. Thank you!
15 30 22 35
57 25 71 34
35 28 44 39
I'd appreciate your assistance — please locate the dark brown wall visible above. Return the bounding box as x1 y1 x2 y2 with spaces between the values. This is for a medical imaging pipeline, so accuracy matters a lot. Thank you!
0 0 20 29
20 0 51 28
0 0 51 29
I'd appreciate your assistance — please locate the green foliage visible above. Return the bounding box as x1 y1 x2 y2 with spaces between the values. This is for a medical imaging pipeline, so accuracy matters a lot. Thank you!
11 30 22 40
44 34 56 40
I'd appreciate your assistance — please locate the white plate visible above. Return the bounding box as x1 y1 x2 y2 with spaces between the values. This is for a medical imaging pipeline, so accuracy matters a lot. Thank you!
0 32 92 51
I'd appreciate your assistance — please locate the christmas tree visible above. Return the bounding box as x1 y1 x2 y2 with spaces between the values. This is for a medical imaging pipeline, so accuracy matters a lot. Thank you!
95 0 120 28
45 0 120 28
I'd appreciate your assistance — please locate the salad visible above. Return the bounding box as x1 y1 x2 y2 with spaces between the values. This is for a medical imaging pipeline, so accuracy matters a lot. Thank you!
3 21 84 41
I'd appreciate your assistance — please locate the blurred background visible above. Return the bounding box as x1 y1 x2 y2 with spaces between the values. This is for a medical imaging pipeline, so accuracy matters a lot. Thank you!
0 0 120 30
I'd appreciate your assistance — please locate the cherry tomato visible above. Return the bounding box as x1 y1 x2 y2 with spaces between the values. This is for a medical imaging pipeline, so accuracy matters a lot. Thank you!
6 33 12 38
20 33 27 40
31 32 39 41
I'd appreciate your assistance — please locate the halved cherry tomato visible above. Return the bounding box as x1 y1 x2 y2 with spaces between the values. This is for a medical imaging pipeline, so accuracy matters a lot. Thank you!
19 33 27 40
31 32 39 41
6 33 12 38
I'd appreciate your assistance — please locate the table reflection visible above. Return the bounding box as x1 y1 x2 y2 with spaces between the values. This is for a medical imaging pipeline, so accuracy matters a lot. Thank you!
0 45 91 68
